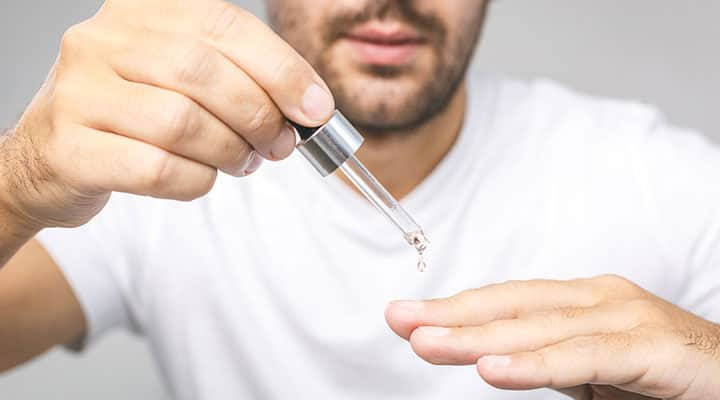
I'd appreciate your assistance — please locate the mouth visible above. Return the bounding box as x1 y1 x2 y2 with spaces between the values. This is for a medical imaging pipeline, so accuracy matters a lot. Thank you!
341 21 427 67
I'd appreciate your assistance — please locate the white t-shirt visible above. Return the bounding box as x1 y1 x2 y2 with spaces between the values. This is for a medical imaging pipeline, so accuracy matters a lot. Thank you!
37 71 720 399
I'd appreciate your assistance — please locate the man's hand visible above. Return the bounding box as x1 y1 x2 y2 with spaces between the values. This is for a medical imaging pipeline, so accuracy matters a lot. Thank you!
0 0 334 232
385 275 720 400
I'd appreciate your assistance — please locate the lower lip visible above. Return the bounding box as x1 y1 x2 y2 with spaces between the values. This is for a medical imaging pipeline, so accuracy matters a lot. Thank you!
343 37 422 66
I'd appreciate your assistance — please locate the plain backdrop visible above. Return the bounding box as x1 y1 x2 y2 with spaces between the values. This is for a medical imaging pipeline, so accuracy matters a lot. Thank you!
1 1 718 398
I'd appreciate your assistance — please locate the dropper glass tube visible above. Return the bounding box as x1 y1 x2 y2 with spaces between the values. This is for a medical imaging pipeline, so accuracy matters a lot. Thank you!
293 110 430 266
339 155 428 250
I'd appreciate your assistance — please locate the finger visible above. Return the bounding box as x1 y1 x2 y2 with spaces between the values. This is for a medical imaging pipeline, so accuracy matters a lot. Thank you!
110 33 295 161
475 333 655 393
51 123 217 200
181 1 335 126
407 303 644 366
386 279 603 339
68 77 256 177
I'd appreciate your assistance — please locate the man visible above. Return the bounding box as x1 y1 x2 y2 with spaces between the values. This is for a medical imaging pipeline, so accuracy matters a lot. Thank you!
1 0 719 398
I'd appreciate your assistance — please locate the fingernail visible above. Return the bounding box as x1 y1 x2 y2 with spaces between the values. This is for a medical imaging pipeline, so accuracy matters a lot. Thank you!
417 326 450 337
243 152 264 176
269 125 296 160
479 355 512 368
302 83 334 122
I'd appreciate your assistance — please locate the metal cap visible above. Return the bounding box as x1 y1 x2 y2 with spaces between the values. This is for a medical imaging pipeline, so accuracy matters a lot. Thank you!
294 110 364 177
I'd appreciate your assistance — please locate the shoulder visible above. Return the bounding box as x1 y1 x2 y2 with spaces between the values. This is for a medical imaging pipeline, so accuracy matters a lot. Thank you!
476 73 718 165
483 75 720 265
487 73 665 143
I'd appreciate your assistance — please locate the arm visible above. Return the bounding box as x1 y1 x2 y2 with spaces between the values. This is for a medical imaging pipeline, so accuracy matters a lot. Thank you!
0 134 83 372
0 239 85 373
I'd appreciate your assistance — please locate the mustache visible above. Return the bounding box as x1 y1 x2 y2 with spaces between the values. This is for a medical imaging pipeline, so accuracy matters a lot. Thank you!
322 1 447 45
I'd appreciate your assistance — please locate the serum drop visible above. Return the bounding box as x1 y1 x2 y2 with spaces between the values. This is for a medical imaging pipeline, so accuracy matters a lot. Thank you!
406 230 430 272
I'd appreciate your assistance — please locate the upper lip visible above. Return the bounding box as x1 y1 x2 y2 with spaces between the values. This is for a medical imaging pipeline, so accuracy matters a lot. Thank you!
345 21 426 45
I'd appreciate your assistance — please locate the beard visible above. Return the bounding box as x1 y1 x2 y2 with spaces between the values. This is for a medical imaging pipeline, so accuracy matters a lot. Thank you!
269 1 488 136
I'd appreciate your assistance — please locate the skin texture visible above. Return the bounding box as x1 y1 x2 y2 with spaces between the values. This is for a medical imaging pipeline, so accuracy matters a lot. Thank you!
385 275 720 399
1 1 719 399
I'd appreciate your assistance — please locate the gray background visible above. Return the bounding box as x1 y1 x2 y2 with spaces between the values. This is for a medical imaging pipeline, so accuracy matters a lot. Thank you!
1 1 718 398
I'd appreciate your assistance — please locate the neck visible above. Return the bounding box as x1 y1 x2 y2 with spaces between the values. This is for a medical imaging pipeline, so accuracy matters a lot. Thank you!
339 82 467 200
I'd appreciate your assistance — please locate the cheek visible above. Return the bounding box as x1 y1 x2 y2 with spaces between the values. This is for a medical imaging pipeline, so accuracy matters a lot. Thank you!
437 0 488 41
267 2 329 60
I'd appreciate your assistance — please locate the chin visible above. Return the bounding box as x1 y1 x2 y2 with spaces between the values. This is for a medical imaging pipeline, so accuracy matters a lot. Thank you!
337 83 425 128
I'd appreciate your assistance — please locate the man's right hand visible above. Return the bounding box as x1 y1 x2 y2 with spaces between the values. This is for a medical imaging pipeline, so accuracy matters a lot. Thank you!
0 0 335 231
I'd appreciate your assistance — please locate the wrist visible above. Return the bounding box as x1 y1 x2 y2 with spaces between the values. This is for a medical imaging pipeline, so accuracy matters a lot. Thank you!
0 204 39 267
0 163 41 267
0 200 41 240
0 130 44 237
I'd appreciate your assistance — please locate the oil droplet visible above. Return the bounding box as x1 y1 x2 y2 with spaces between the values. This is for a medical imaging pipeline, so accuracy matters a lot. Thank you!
417 254 427 273
405 231 430 272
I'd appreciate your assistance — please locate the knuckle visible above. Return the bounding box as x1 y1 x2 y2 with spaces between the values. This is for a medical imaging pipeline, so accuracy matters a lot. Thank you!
163 96 198 146
428 292 464 312
627 299 670 324
203 2 249 40
173 41 215 86
245 101 276 136
551 306 586 321
595 274 643 296
243 102 283 141
59 25 84 55
269 51 301 87
595 273 626 286
141 150 175 190
225 139 252 170
59 22 94 59
455 287 480 303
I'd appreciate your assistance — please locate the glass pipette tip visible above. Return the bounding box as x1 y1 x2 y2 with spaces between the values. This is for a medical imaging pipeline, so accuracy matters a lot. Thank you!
338 154 430 254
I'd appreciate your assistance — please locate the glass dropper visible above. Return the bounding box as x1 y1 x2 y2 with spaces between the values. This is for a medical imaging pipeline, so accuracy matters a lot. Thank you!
292 110 430 265
339 154 429 250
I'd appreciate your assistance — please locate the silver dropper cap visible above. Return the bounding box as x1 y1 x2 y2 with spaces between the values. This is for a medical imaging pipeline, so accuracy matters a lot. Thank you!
295 110 364 177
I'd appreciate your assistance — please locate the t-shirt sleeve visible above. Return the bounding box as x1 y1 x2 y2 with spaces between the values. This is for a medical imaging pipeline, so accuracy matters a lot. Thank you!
35 193 145 350
633 118 720 322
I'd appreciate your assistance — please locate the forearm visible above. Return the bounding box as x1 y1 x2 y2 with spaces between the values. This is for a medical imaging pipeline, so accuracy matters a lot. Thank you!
0 239 87 373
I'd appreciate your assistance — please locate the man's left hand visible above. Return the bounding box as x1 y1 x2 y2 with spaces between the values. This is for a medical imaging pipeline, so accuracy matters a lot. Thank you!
385 275 720 399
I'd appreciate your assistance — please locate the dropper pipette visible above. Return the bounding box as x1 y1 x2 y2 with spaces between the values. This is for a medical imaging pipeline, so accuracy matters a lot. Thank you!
292 110 429 266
